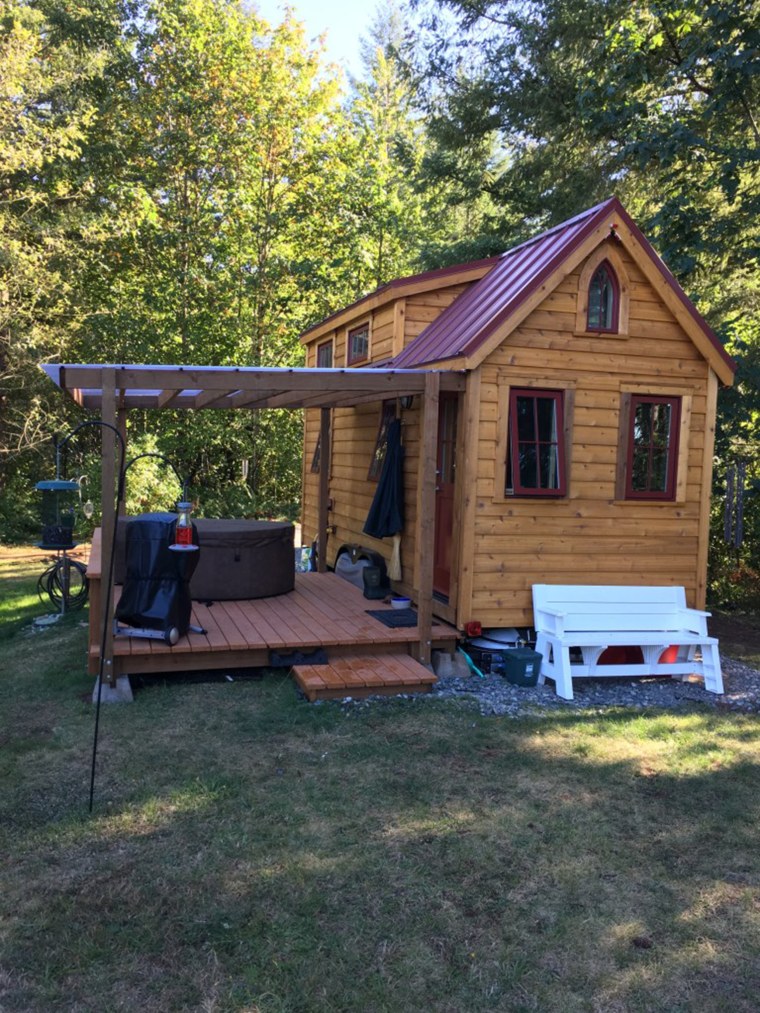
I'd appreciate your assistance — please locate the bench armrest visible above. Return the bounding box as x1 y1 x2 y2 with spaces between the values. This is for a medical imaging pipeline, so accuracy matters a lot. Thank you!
676 608 711 634
538 606 566 619
534 606 567 636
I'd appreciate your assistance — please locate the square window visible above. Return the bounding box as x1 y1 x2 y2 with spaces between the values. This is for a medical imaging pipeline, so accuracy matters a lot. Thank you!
506 389 566 496
347 323 369 365
625 395 681 499
316 340 333 368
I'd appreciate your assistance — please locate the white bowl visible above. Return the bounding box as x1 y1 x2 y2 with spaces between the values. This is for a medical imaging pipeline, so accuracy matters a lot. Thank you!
391 596 411 610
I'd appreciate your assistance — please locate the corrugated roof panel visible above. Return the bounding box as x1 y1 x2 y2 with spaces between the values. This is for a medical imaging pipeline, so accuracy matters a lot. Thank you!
392 199 615 367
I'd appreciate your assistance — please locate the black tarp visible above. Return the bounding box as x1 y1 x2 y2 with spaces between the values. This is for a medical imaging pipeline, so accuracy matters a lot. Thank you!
115 513 199 636
363 417 404 538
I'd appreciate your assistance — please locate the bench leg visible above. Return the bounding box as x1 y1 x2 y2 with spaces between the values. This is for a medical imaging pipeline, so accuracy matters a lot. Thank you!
536 634 573 699
553 645 574 700
535 633 549 686
702 642 724 694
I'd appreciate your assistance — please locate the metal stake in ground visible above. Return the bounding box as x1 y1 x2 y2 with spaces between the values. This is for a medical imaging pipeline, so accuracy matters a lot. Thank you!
50 420 127 814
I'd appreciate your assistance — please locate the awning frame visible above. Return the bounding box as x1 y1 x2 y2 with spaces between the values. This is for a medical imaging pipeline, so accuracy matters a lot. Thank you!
43 362 458 679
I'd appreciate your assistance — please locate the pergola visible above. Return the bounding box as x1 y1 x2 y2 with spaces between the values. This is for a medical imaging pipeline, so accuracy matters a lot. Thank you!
43 363 466 677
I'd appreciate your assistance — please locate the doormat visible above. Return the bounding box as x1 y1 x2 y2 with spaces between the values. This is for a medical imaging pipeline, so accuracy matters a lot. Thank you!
366 608 417 628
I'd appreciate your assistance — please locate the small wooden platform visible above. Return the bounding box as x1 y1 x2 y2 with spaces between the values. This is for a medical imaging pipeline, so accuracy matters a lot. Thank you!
87 530 457 698
293 651 437 701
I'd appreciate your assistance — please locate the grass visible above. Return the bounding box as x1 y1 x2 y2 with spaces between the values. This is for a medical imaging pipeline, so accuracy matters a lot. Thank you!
2 555 760 1012
0 551 49 637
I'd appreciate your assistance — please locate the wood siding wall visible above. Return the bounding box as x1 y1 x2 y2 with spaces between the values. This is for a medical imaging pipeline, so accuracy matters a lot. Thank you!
302 242 716 630
464 243 712 627
301 284 467 587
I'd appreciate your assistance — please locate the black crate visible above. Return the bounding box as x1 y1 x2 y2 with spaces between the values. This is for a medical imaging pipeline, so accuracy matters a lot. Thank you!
465 644 514 675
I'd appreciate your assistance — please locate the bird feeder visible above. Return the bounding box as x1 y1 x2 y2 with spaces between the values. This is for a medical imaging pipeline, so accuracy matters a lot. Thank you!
35 479 81 550
169 500 198 551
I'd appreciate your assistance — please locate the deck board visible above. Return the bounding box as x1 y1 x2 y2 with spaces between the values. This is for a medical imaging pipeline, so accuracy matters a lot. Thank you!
215 600 268 649
89 570 457 691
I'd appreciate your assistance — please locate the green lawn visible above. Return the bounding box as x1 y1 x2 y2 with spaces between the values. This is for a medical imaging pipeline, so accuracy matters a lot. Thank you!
2 556 760 1012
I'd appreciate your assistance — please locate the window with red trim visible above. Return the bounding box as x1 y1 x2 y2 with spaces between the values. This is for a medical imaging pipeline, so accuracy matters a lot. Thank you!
506 389 566 496
316 340 333 367
347 323 369 365
626 395 680 499
587 260 619 332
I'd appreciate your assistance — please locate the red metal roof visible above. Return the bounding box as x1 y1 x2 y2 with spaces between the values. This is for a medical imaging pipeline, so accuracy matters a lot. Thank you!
391 197 736 376
299 255 500 343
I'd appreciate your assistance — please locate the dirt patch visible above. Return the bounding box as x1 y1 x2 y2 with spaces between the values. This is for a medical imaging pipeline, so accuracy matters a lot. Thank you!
708 611 760 661
0 544 90 564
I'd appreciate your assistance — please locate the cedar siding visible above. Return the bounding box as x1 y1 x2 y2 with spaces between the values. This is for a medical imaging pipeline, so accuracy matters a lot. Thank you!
465 245 711 627
300 203 731 631
301 273 486 608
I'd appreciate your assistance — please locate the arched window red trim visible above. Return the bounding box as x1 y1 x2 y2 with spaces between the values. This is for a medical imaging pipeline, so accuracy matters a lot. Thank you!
586 259 620 333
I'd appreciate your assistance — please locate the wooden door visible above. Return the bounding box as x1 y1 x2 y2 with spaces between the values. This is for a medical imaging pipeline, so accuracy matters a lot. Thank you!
434 393 458 598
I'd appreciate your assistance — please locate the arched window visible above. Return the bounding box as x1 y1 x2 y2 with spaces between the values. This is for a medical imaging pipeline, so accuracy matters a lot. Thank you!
587 260 619 332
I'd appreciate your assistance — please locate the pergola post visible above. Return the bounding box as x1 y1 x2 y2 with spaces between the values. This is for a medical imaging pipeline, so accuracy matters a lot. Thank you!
100 368 117 686
415 372 439 666
116 401 128 517
317 407 331 573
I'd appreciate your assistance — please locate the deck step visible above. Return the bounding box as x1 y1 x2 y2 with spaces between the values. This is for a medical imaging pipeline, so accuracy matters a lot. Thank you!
293 651 437 702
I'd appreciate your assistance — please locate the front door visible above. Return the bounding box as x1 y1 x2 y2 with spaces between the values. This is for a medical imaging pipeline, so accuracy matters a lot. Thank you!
433 393 458 598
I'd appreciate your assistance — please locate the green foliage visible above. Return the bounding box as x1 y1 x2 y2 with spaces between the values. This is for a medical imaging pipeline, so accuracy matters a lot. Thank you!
6 0 755 610
0 0 464 534
0 0 127 540
411 0 760 603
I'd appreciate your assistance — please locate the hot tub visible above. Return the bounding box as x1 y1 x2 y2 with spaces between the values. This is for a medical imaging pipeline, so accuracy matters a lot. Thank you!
190 519 294 600
116 517 295 600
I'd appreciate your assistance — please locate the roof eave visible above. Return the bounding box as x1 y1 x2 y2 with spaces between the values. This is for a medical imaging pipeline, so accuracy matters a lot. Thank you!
298 257 500 345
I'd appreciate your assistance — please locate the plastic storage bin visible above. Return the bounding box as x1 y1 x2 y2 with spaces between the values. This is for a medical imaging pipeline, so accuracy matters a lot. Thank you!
501 647 542 687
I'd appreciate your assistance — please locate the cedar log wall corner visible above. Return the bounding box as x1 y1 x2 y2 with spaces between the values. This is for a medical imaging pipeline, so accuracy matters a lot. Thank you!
300 197 736 631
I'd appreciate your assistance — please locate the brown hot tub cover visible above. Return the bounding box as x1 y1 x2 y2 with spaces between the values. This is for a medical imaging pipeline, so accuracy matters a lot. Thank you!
191 519 294 600
116 517 294 600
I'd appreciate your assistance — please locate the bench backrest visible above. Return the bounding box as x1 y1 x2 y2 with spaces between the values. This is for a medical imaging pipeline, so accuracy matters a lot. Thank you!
532 584 690 633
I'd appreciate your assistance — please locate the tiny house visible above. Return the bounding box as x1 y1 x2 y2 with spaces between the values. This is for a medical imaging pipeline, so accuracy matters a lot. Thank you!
300 197 735 631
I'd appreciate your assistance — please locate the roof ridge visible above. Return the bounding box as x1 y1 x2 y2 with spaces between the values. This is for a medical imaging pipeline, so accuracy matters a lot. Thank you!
390 195 734 379
496 197 620 261
299 255 500 341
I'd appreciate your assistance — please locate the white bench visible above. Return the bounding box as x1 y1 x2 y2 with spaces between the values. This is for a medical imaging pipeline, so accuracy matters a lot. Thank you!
532 584 723 701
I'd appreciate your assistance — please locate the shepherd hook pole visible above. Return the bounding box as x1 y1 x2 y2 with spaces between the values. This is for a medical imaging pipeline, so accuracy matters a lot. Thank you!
55 420 127 814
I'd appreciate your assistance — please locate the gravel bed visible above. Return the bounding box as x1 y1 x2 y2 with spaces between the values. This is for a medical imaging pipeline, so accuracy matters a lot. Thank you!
334 656 760 716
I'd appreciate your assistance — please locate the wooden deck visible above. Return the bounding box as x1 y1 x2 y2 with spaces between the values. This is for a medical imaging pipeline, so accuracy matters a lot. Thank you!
87 532 456 697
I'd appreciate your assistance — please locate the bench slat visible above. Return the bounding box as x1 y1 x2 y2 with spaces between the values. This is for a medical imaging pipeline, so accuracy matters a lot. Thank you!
540 631 716 646
534 584 688 606
534 612 707 634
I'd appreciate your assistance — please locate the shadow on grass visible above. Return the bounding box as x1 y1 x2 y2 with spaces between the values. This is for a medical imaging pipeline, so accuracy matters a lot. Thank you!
2 659 760 1013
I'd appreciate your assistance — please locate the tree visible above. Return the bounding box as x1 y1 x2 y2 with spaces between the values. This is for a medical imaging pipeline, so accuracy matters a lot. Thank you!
331 2 469 291
61 0 355 517
410 0 759 270
0 0 130 537
410 0 760 600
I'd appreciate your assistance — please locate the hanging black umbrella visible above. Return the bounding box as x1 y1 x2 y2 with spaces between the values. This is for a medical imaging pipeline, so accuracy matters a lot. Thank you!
363 417 404 578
